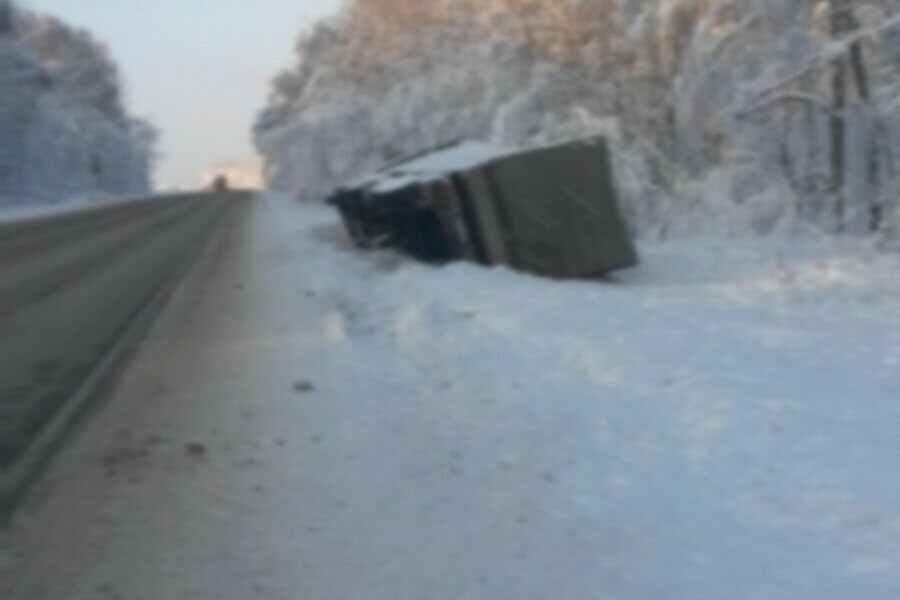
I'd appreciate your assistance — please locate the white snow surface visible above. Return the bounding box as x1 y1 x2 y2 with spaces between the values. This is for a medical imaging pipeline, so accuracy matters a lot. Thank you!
3 195 900 599
351 141 508 194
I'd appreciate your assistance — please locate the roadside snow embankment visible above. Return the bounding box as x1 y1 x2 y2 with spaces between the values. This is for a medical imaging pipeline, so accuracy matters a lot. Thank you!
301 204 900 598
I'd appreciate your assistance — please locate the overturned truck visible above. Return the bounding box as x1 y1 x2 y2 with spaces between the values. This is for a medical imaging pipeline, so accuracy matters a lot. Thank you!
329 137 638 279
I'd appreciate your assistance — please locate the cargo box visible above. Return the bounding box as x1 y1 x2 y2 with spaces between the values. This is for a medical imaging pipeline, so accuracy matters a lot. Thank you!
329 137 638 279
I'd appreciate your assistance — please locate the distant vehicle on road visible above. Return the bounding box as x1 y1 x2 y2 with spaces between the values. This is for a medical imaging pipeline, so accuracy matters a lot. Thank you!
211 175 230 193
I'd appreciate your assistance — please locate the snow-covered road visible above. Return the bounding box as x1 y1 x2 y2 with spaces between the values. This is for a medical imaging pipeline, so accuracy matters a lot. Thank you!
3 194 900 599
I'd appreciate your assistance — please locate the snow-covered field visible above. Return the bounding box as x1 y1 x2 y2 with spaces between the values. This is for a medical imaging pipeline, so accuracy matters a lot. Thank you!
4 195 900 599
307 207 900 598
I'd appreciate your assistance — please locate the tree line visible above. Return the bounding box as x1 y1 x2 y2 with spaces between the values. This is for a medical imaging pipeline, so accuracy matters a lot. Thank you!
0 1 155 209
256 0 900 239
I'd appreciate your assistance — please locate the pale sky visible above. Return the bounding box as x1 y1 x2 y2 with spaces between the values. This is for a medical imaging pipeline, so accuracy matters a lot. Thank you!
20 0 342 188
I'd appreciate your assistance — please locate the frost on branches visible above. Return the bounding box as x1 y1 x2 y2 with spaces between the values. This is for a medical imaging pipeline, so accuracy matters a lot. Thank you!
255 0 900 240
0 3 155 211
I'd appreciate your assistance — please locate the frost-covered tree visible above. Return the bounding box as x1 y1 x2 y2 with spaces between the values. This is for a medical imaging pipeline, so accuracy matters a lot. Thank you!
256 0 900 239
0 1 156 210
255 0 611 203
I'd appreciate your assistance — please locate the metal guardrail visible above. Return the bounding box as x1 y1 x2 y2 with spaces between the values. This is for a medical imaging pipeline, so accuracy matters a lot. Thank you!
0 191 250 512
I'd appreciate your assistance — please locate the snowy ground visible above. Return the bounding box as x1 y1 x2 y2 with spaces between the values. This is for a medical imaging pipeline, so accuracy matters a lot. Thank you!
3 194 900 599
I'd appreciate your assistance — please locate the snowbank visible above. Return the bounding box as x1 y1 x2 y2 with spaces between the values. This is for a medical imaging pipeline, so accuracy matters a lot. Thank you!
297 201 900 598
